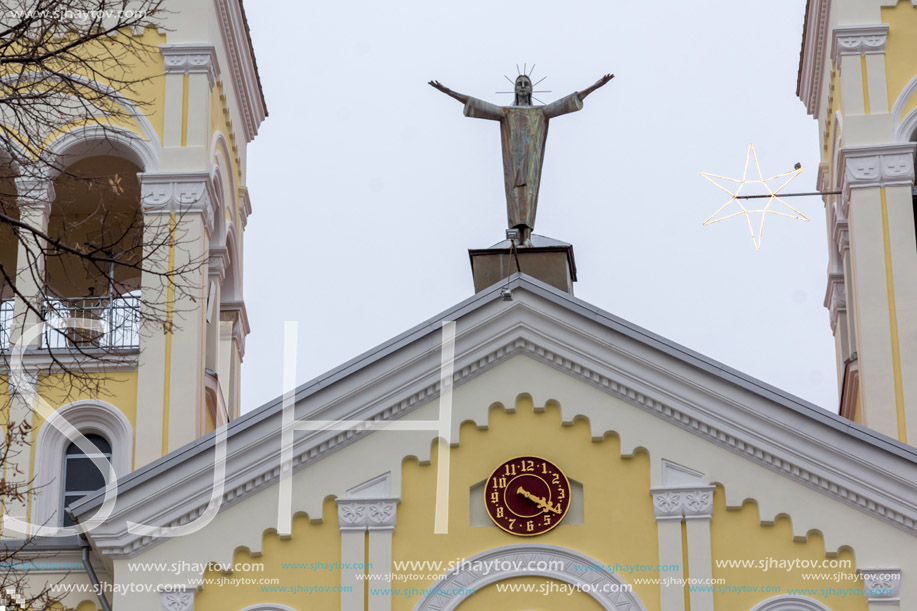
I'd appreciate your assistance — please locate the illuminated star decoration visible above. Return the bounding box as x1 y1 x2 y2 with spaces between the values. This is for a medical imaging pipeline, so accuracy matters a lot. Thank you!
700 144 807 250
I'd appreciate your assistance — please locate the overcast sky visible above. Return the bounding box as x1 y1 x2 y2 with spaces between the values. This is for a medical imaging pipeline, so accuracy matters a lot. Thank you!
240 1 836 414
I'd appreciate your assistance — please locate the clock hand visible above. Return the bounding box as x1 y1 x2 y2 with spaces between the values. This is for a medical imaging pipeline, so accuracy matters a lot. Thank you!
517 487 562 514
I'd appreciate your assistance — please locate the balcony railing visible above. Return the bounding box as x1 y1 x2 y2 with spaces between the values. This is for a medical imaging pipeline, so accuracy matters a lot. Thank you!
42 293 141 350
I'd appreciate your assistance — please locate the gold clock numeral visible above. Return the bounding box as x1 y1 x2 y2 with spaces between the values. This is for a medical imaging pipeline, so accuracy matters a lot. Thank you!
526 520 534 532
496 507 504 518
541 462 548 475
552 473 559 485
558 488 565 500
490 491 499 504
497 477 507 488
504 464 516 477
508 518 516 530
543 515 552 525
520 459 534 472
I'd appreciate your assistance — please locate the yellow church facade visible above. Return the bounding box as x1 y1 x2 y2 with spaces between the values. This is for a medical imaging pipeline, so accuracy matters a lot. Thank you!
3 1 917 611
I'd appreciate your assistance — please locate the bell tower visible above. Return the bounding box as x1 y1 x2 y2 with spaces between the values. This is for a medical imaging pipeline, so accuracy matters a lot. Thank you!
0 0 265 537
799 0 917 443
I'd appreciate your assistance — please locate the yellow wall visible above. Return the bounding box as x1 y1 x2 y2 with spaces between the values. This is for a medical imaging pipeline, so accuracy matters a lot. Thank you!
883 1 917 122
4 27 169 152
392 397 658 610
188 394 876 611
710 488 865 611
194 499 341 610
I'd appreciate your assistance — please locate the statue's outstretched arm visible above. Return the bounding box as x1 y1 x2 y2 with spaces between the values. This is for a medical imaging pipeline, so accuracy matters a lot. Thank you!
577 73 614 101
429 80 470 104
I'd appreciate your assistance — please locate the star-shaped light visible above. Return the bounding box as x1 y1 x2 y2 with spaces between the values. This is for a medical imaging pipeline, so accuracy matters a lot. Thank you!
700 144 807 250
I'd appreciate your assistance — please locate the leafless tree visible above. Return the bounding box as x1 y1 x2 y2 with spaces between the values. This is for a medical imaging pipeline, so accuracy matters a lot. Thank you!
0 0 206 393
0 3 207 608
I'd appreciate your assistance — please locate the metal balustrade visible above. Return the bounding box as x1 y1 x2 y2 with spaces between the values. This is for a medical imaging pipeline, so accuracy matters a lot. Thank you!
41 293 141 350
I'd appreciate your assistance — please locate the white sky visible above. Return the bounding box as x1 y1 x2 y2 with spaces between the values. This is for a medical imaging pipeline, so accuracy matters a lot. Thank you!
240 0 837 414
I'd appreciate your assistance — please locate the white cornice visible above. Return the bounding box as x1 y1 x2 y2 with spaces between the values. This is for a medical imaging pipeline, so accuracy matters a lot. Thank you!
824 272 846 334
208 246 229 282
838 144 917 213
160 44 220 88
829 200 849 254
830 25 889 66
238 187 252 228
213 0 266 142
139 172 218 237
71 279 917 559
14 173 55 213
797 0 832 117
220 300 249 359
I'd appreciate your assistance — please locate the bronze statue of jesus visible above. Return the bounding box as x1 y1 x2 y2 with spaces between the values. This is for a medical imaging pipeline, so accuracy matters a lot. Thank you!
430 72 613 245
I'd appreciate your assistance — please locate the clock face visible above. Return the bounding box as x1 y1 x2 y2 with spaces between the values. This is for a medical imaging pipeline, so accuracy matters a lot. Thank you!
484 456 570 536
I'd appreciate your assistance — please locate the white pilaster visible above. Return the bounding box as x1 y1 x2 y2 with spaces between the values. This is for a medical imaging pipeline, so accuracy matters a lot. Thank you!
684 490 714 611
134 172 214 465
831 25 888 117
651 460 716 611
11 171 54 347
653 515 685 611
160 45 219 149
368 529 394 611
336 474 398 611
837 144 917 439
338 527 364 611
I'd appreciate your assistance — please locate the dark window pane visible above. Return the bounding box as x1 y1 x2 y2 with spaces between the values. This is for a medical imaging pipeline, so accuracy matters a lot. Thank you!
64 457 108 492
61 433 113 525
65 434 111 454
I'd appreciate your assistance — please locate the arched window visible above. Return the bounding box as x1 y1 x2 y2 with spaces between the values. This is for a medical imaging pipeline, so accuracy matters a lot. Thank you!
32 400 133 528
61 433 112 526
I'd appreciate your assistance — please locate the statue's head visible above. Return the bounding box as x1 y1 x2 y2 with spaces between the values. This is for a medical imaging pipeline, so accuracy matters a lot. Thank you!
513 75 533 106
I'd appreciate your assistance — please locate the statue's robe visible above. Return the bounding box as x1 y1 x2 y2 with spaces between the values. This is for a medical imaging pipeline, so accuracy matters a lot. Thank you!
463 93 582 232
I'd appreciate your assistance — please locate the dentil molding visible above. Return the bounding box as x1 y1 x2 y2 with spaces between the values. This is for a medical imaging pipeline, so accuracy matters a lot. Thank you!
69 285 917 562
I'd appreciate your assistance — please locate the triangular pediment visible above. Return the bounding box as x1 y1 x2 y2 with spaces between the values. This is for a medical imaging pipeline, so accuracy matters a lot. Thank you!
73 274 917 560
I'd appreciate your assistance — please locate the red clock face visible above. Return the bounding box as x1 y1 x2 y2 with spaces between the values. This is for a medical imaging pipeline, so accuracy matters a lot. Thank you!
484 456 570 536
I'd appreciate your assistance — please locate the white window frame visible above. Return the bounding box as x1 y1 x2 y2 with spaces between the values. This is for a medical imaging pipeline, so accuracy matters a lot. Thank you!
31 400 133 528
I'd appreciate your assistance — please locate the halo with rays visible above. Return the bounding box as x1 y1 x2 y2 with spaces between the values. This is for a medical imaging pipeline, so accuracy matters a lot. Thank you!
497 63 552 101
